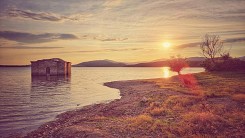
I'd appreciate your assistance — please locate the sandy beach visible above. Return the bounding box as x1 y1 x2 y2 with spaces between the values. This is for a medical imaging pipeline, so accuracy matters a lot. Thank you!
23 72 244 138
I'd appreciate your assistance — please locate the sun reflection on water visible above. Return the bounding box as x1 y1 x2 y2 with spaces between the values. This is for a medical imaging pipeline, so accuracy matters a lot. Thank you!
162 67 170 78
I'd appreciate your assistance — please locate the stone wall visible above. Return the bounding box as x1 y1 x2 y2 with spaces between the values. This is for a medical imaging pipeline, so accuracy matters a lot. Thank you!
66 62 71 75
57 61 66 75
31 59 71 76
31 62 39 75
31 61 58 76
36 60 57 75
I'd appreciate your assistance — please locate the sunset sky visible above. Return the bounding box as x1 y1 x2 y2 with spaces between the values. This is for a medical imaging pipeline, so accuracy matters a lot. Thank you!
0 0 244 65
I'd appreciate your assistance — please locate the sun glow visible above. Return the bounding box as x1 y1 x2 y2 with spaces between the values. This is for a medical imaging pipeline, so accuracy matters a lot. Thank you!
162 67 170 78
162 42 171 48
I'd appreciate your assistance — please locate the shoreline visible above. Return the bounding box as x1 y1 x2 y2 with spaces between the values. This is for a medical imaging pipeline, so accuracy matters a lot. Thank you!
24 79 163 137
23 72 244 137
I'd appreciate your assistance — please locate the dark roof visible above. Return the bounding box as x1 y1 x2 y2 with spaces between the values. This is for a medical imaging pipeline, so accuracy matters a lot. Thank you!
31 58 70 63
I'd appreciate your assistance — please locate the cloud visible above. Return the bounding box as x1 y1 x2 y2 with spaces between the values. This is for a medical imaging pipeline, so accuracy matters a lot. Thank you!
176 37 245 49
66 48 142 53
176 42 200 49
94 37 128 42
0 31 78 43
77 48 141 53
102 48 141 52
103 0 122 10
224 37 245 43
211 30 245 36
4 8 92 22
58 34 78 39
0 38 21 47
82 34 128 42
0 31 128 44
0 46 62 49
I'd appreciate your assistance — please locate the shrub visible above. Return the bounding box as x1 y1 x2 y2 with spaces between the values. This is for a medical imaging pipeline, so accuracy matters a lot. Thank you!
202 58 245 71
168 56 188 75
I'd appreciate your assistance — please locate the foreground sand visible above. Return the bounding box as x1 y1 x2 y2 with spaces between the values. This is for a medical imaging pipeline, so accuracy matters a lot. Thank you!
23 73 244 138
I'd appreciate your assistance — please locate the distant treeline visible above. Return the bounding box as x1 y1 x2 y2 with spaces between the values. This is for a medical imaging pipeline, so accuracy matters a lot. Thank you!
0 65 30 67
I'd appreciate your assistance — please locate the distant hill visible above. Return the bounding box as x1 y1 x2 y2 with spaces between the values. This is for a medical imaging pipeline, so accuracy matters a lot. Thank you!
126 61 202 67
74 57 205 67
151 58 168 62
72 56 245 67
238 56 245 61
127 57 205 67
126 61 168 67
186 57 206 61
73 60 126 67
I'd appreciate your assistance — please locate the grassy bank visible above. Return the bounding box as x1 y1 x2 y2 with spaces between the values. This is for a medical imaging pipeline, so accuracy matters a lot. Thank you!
129 71 245 137
26 71 245 138
147 71 245 98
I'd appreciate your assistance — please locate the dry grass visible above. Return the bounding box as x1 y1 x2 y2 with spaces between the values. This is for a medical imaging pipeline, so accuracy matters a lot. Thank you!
124 71 245 137
182 112 222 123
147 71 245 98
164 95 201 108
232 94 245 102
93 115 108 120
149 107 165 116
178 112 229 135
127 114 154 130
123 114 174 137
225 111 245 125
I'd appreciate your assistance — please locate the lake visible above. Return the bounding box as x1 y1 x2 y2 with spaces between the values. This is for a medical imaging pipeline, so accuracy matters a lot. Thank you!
0 67 204 137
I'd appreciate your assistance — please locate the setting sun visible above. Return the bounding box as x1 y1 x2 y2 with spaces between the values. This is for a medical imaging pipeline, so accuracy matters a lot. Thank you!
162 42 171 48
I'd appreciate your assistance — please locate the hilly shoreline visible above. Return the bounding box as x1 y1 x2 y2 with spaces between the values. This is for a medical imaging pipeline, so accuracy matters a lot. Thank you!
73 57 206 67
1 56 245 67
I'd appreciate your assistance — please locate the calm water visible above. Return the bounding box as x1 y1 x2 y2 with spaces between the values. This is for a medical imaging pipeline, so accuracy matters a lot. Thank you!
0 67 204 137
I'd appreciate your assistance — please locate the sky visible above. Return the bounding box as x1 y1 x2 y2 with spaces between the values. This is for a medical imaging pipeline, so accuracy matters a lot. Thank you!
0 0 244 65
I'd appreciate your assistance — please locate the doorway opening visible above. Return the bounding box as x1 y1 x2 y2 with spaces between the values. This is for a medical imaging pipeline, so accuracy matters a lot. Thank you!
46 67 50 75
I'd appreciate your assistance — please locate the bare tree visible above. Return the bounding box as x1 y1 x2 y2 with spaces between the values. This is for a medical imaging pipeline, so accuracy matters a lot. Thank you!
200 34 224 63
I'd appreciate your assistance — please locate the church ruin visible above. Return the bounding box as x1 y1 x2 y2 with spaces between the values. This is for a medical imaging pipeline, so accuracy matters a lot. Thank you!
31 58 71 76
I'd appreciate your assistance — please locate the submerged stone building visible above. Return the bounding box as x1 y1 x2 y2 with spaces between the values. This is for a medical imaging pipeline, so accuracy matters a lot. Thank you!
31 58 71 76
